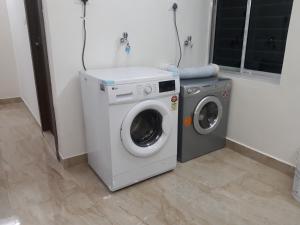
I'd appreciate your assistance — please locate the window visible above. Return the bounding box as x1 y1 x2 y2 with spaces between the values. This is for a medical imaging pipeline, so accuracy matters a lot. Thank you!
211 0 294 75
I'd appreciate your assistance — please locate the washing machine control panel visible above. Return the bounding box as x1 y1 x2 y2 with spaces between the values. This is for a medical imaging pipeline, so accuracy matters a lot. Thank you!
137 83 159 96
143 85 153 95
138 80 177 97
159 80 176 93
186 87 201 95
108 79 180 104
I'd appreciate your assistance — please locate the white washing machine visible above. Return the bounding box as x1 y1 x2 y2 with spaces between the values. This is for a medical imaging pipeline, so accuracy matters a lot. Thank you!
80 67 180 191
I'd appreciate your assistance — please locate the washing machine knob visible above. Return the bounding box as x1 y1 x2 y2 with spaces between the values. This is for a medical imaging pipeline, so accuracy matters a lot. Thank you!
187 88 193 94
144 85 152 95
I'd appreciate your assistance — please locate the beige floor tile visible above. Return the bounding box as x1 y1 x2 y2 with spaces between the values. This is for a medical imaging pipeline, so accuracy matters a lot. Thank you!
0 102 300 225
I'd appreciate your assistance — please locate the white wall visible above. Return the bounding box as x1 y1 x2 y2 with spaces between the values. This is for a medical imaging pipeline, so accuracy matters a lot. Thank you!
39 0 300 165
5 0 41 124
226 0 300 166
42 0 212 159
0 0 19 99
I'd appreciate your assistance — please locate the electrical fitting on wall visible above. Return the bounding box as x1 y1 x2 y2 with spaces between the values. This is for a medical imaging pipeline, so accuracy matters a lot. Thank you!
120 32 131 54
184 36 193 48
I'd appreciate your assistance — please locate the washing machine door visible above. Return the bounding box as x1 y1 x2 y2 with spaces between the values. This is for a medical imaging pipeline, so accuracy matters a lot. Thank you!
193 96 223 135
121 100 173 158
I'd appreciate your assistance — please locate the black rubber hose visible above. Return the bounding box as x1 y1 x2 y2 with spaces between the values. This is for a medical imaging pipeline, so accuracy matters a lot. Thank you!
82 3 87 71
173 10 182 68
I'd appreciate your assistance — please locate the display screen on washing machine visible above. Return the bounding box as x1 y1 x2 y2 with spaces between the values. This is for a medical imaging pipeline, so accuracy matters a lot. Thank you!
159 80 175 93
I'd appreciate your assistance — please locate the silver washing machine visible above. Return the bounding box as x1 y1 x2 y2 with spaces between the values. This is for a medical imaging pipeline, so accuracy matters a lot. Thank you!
178 77 232 162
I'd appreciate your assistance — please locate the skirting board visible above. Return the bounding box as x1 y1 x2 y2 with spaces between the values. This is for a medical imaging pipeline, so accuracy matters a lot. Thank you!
226 139 295 177
0 97 22 105
61 153 87 169
61 140 295 175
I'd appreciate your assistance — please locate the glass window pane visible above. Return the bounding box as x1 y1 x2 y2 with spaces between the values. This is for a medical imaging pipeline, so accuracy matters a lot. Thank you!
245 0 294 74
213 0 248 68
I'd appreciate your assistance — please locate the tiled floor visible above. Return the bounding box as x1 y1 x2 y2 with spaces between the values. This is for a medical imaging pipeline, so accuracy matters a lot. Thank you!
0 102 300 225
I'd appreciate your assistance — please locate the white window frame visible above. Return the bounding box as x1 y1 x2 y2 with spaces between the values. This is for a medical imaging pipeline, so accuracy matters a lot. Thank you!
209 0 284 80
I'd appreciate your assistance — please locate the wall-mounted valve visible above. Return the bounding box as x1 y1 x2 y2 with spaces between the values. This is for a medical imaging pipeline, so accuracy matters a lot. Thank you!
120 32 131 54
120 32 128 44
184 36 193 48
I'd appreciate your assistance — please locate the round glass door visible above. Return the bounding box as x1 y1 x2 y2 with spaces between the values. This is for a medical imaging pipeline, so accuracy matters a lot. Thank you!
130 110 163 147
121 100 173 158
193 96 223 135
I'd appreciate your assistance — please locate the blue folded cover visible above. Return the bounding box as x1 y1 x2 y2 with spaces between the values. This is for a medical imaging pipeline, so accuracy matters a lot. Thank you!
166 64 220 79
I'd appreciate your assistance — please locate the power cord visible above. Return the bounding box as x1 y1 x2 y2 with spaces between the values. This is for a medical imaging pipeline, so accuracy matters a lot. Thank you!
172 3 182 68
82 0 88 71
